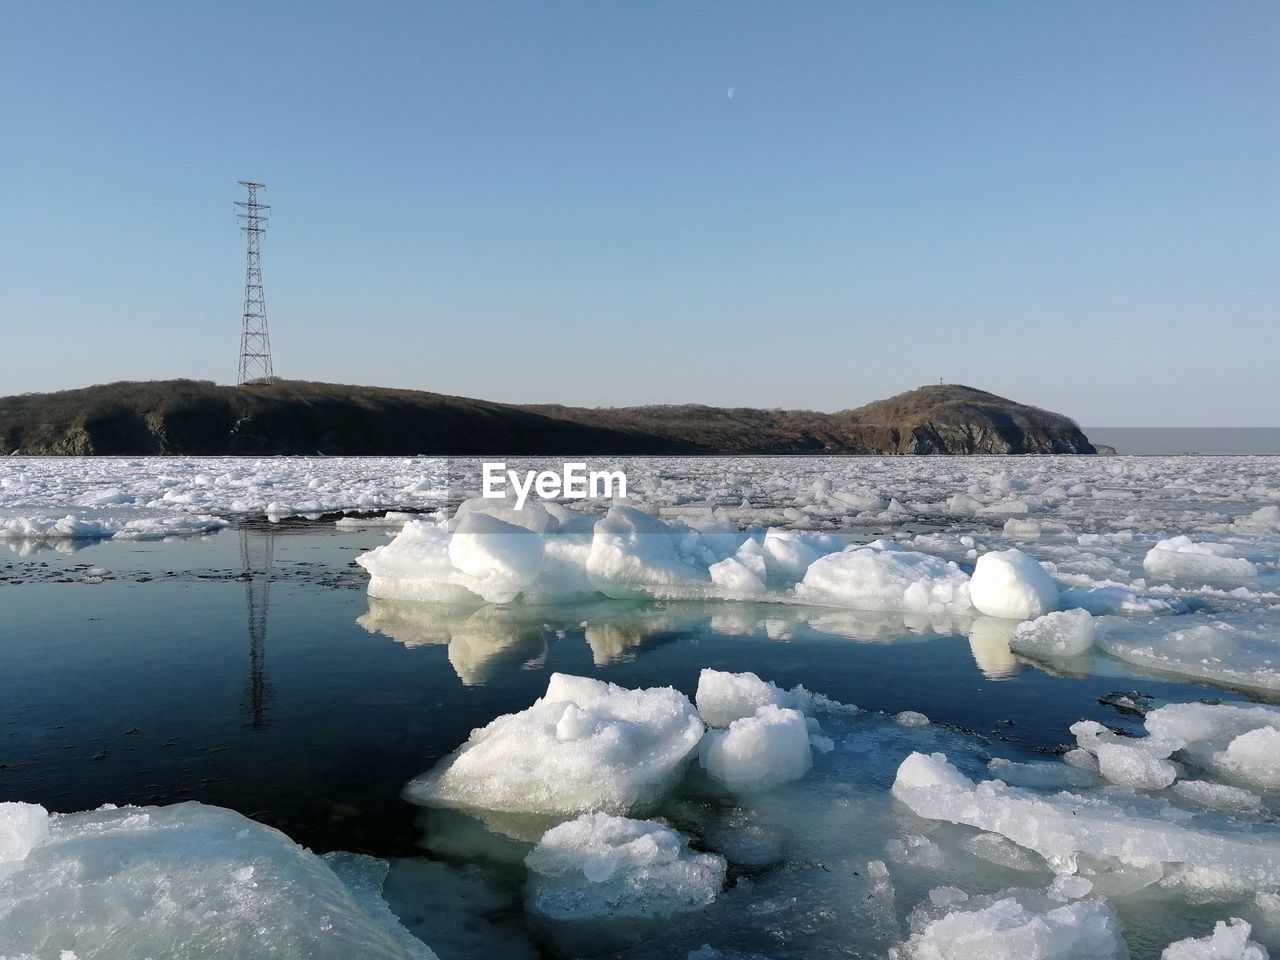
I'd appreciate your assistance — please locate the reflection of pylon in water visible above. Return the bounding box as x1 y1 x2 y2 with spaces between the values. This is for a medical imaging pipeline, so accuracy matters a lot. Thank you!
239 527 275 729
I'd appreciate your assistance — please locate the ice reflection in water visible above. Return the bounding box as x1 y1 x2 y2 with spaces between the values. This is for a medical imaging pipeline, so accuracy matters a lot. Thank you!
358 599 552 685
966 617 1019 680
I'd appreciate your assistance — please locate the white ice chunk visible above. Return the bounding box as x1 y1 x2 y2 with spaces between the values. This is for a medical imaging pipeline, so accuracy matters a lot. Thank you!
0 513 226 542
525 813 725 920
962 832 1044 871
1173 781 1264 815
761 528 841 581
360 502 716 605
1059 586 1170 616
1234 505 1280 534
707 556 767 597
455 496 556 534
586 506 710 599
1143 536 1258 581
447 511 545 603
1103 626 1280 695
732 537 768 579
0 801 50 864
970 549 1059 620
357 518 481 604
1046 874 1094 901
0 801 435 960
892 896 1126 960
77 487 134 506
1143 702 1280 789
1092 742 1178 790
1218 727 1280 790
1010 609 1096 659
1003 518 1043 540
695 669 790 728
947 493 984 516
1070 719 1179 789
405 674 704 816
699 705 812 793
795 541 972 614
1144 702 1280 749
894 751 978 793
892 752 1280 888
1161 918 1269 960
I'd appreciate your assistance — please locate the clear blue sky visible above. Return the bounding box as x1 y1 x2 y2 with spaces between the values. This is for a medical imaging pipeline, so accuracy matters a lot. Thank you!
2 2 1276 426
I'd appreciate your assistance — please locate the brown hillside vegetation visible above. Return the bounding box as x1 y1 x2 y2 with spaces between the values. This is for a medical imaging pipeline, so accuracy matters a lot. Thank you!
0 380 1094 456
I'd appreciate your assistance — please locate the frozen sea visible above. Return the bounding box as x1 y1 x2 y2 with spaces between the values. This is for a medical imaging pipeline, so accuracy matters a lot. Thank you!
3 455 1280 960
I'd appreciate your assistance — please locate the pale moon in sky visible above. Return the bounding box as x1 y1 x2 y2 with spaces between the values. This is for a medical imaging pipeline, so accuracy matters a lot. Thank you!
727 86 735 99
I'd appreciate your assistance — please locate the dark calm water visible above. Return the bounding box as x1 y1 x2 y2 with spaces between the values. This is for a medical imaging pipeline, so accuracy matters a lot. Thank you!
0 523 1239 858
1086 426 1280 455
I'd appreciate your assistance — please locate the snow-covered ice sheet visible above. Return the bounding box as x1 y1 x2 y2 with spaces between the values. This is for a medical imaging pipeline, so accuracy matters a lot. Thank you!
1099 619 1280 694
3 453 1277 540
0 455 451 531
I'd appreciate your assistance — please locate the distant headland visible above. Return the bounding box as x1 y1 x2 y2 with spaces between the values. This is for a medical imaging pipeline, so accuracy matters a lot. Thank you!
0 381 1096 456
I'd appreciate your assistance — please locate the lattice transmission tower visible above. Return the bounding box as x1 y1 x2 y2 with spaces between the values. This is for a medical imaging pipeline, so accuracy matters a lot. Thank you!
236 180 275 385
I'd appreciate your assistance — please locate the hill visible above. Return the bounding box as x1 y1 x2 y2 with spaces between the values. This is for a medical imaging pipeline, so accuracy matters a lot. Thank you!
531 385 1095 454
0 380 1095 456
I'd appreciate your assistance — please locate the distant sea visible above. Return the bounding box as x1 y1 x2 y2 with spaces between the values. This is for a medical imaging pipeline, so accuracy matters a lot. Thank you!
1085 427 1280 456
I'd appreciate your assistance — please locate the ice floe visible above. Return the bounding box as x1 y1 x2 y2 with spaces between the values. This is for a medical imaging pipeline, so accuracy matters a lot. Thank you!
1071 718 1179 790
1160 919 1269 960
1010 608 1097 660
359 498 1094 622
18 661 1252 958
893 750 1280 889
795 540 972 614
1101 622 1280 694
698 704 813 793
694 668 794 728
524 812 725 919
404 673 704 818
0 512 226 543
891 895 1127 960
969 548 1060 620
6 452 1280 957
0 801 435 960
397 667 1280 958
1144 536 1258 581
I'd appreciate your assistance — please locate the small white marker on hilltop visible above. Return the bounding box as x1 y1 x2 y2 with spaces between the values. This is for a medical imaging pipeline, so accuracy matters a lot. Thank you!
482 462 627 510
